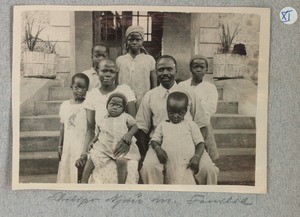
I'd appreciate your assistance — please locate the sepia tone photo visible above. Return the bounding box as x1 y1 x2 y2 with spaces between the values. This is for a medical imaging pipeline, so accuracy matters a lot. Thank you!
12 6 269 193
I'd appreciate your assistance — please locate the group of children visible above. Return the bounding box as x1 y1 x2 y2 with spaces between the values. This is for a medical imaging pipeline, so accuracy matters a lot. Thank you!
56 25 218 185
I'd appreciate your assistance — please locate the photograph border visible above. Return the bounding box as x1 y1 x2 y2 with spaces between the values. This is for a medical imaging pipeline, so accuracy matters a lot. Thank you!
12 5 270 194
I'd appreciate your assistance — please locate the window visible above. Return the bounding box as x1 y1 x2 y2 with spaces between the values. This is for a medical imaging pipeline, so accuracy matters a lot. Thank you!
132 11 152 41
99 11 123 41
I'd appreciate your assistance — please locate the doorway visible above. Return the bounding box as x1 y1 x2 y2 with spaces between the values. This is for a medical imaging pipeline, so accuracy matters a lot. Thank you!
92 11 164 60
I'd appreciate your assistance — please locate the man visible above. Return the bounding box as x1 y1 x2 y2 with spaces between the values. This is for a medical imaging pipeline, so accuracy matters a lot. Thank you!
136 55 219 185
82 43 109 91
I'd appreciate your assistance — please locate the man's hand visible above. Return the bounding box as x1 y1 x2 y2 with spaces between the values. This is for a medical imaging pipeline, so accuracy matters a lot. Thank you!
155 146 168 164
114 140 130 158
187 155 200 174
75 153 87 168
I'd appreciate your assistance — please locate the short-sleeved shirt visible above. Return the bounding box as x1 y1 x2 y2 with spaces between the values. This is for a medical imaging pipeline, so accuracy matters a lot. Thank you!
136 83 209 137
116 53 156 104
82 67 100 91
179 78 218 117
83 84 136 126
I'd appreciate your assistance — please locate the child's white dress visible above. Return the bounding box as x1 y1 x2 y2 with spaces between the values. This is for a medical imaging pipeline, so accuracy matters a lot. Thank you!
90 113 141 184
56 100 87 183
151 120 204 184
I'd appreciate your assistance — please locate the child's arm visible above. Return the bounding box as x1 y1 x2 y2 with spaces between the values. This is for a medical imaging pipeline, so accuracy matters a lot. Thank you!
122 123 138 144
75 109 96 167
114 123 138 158
58 123 64 161
150 70 157 89
150 140 168 164
81 157 95 183
88 126 100 151
187 142 205 174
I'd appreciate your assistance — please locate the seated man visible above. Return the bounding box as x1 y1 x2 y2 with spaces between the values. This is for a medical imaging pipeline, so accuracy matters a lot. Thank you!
136 55 219 185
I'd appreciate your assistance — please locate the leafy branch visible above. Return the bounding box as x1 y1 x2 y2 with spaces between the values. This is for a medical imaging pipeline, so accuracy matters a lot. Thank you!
23 20 58 54
219 21 242 53
23 20 44 51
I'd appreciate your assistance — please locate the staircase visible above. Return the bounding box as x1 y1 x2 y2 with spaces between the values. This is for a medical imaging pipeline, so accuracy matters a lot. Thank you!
19 86 256 185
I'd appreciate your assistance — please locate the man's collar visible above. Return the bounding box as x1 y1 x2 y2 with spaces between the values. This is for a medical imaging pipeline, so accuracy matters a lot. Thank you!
158 82 178 97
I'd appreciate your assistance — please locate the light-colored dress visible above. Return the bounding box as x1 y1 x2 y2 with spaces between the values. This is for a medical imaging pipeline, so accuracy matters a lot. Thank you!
83 85 139 184
150 120 204 184
90 113 141 184
57 100 87 183
116 53 155 107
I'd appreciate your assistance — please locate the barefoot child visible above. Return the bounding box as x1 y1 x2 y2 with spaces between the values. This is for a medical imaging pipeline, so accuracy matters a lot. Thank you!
116 26 157 109
145 92 205 184
82 43 109 91
57 73 89 183
81 93 141 184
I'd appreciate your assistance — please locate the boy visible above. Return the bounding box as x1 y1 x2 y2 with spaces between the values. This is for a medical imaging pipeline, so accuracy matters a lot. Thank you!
146 92 205 184
82 43 109 91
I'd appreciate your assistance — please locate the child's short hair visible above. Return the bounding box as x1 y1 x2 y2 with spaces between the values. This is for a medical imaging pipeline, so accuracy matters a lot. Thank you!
156 55 178 69
167 92 189 108
106 92 128 110
91 43 109 55
71 73 90 89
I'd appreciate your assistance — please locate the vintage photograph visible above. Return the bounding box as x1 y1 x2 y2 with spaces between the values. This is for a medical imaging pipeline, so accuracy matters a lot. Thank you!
12 6 269 193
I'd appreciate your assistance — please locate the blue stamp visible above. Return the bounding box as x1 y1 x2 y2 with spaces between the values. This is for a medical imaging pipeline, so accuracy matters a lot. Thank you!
280 7 298 24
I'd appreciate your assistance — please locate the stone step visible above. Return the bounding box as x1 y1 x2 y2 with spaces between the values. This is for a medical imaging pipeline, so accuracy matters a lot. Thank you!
48 86 224 101
19 151 59 175
48 87 73 100
214 129 256 148
20 131 60 152
216 101 238 114
19 148 255 176
211 114 255 129
20 115 60 131
19 171 255 186
33 99 237 116
20 129 256 152
19 174 57 183
34 100 63 116
21 114 255 131
217 170 255 186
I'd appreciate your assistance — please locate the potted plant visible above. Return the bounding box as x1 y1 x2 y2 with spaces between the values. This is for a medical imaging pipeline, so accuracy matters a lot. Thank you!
213 21 248 79
22 20 59 78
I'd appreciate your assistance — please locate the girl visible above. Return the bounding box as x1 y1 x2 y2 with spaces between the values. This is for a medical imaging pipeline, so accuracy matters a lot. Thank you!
116 25 157 110
57 73 89 183
81 93 140 184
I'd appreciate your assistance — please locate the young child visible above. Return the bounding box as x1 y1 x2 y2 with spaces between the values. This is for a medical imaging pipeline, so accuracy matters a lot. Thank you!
116 26 157 109
57 73 89 183
81 93 141 184
147 92 205 184
82 43 109 91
